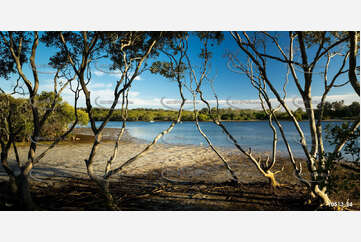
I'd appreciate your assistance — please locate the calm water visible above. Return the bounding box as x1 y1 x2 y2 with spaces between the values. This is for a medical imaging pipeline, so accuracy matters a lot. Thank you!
88 120 358 158
88 121 360 157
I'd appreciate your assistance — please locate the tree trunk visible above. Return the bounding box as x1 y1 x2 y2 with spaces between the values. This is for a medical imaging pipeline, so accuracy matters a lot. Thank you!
1 146 20 197
348 31 360 96
102 180 119 210
84 136 119 210
312 184 331 206
8 175 18 195
15 173 36 210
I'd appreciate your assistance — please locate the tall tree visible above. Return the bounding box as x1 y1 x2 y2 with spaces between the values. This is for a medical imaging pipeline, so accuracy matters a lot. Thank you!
43 31 189 209
230 31 358 206
0 31 81 209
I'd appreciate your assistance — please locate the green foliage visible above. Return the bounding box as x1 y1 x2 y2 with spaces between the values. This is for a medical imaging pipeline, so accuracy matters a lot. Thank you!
89 107 295 122
301 31 348 47
0 94 31 142
0 32 31 79
150 32 224 81
316 101 360 120
41 31 179 74
150 61 187 79
77 109 89 126
315 119 360 195
0 91 86 142
41 31 103 69
86 100 358 123
198 113 209 121
293 108 304 121
325 121 360 162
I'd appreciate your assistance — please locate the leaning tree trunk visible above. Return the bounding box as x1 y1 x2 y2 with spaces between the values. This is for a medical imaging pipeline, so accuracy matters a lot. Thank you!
15 163 36 210
85 133 119 210
8 175 18 195
102 179 118 210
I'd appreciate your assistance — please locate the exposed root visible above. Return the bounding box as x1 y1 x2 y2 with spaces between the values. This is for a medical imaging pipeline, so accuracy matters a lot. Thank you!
313 185 332 207
264 169 284 189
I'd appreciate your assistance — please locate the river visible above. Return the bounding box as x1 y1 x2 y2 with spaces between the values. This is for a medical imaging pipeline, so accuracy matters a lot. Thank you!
89 120 358 159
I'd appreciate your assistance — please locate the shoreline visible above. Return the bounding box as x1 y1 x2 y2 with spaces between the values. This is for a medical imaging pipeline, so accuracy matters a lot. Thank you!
1 127 310 185
72 127 301 158
89 119 354 123
3 127 357 185
1 127 358 210
13 126 357 163
71 127 355 161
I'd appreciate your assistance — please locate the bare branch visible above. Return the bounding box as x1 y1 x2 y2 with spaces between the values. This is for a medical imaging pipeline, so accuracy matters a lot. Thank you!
33 79 81 165
105 77 185 179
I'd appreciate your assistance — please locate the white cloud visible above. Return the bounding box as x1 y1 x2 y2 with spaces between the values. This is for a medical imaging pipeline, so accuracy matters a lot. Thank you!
128 91 140 97
57 92 359 111
129 97 161 107
89 83 113 89
210 93 360 111
110 72 122 78
286 93 359 110
150 93 360 111
39 83 54 92
93 71 104 76
31 77 360 111
107 72 142 80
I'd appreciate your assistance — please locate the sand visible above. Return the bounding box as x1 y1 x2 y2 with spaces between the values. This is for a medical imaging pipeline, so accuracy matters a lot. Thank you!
0 128 302 186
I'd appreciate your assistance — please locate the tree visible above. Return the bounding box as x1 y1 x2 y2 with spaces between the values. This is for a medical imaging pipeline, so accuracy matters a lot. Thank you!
43 31 159 208
346 102 360 118
230 31 359 206
150 32 242 185
0 31 80 209
42 31 191 209
0 93 30 194
348 32 360 96
225 47 293 187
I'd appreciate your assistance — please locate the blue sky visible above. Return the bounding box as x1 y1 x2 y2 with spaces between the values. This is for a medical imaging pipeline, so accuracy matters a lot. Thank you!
0 31 359 111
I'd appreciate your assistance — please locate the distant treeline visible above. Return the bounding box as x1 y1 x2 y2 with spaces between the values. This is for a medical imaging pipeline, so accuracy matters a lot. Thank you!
87 100 359 122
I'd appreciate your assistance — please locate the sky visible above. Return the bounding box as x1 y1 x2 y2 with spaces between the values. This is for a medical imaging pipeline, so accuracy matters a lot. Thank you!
0 31 359 111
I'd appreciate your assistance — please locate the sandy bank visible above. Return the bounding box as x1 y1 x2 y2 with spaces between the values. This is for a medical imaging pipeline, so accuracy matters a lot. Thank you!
0 128 308 186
